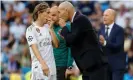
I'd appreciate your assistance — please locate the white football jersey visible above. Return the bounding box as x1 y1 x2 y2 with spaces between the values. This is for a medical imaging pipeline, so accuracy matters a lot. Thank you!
26 23 56 75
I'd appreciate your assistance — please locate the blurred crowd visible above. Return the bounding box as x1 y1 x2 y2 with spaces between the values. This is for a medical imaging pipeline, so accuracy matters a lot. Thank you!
1 1 133 80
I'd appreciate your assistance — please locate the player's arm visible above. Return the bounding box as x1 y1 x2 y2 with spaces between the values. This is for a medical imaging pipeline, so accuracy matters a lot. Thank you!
49 28 59 48
31 44 47 66
26 29 49 76
48 20 59 48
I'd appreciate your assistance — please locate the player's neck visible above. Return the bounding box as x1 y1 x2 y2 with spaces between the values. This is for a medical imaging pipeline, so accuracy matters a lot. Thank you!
34 20 44 27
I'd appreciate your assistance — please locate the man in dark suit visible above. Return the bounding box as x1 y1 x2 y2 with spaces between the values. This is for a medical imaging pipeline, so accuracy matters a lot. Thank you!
58 1 108 80
99 9 126 80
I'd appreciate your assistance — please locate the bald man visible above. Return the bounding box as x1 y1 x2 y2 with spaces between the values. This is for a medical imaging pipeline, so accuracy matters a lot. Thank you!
49 6 73 80
99 9 126 80
58 1 107 80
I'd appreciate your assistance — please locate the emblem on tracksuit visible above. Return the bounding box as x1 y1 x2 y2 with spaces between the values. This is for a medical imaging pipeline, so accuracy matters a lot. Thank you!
36 28 42 36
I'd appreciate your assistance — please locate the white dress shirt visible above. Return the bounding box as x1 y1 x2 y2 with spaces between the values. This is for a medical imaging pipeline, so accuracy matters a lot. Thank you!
104 22 114 46
71 12 76 22
105 22 114 36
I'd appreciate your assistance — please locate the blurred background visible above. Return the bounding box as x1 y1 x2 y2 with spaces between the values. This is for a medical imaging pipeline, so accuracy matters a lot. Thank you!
1 1 133 80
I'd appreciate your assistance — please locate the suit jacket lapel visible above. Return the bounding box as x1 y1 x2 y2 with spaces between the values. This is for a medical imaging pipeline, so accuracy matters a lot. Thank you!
73 10 82 23
101 25 106 38
71 10 81 32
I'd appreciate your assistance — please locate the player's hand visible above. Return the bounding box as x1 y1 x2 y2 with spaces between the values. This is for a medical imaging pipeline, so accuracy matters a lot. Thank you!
40 61 50 77
47 20 54 30
59 18 66 28
99 35 105 45
47 16 54 29
65 69 73 78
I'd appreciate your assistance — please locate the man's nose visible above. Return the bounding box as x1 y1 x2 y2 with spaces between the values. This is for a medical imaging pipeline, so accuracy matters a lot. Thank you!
48 15 51 18
48 15 51 19
103 17 106 20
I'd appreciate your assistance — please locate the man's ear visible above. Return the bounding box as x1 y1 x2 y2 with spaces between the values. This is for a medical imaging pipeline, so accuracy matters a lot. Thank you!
65 8 68 12
65 8 69 15
37 11 41 15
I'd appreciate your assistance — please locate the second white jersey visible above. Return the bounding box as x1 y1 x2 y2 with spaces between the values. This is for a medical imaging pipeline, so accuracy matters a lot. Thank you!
26 23 56 75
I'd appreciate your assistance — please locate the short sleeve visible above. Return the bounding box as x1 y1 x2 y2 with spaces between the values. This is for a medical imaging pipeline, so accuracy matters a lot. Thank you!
26 28 37 46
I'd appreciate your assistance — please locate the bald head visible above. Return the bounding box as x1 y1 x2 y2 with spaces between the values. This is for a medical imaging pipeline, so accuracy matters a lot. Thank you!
49 6 59 24
104 9 116 18
103 9 116 25
58 1 75 21
59 1 74 11
50 6 58 13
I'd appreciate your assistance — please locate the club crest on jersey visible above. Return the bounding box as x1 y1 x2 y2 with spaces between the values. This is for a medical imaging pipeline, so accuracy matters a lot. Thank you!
36 28 42 36
36 28 40 33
